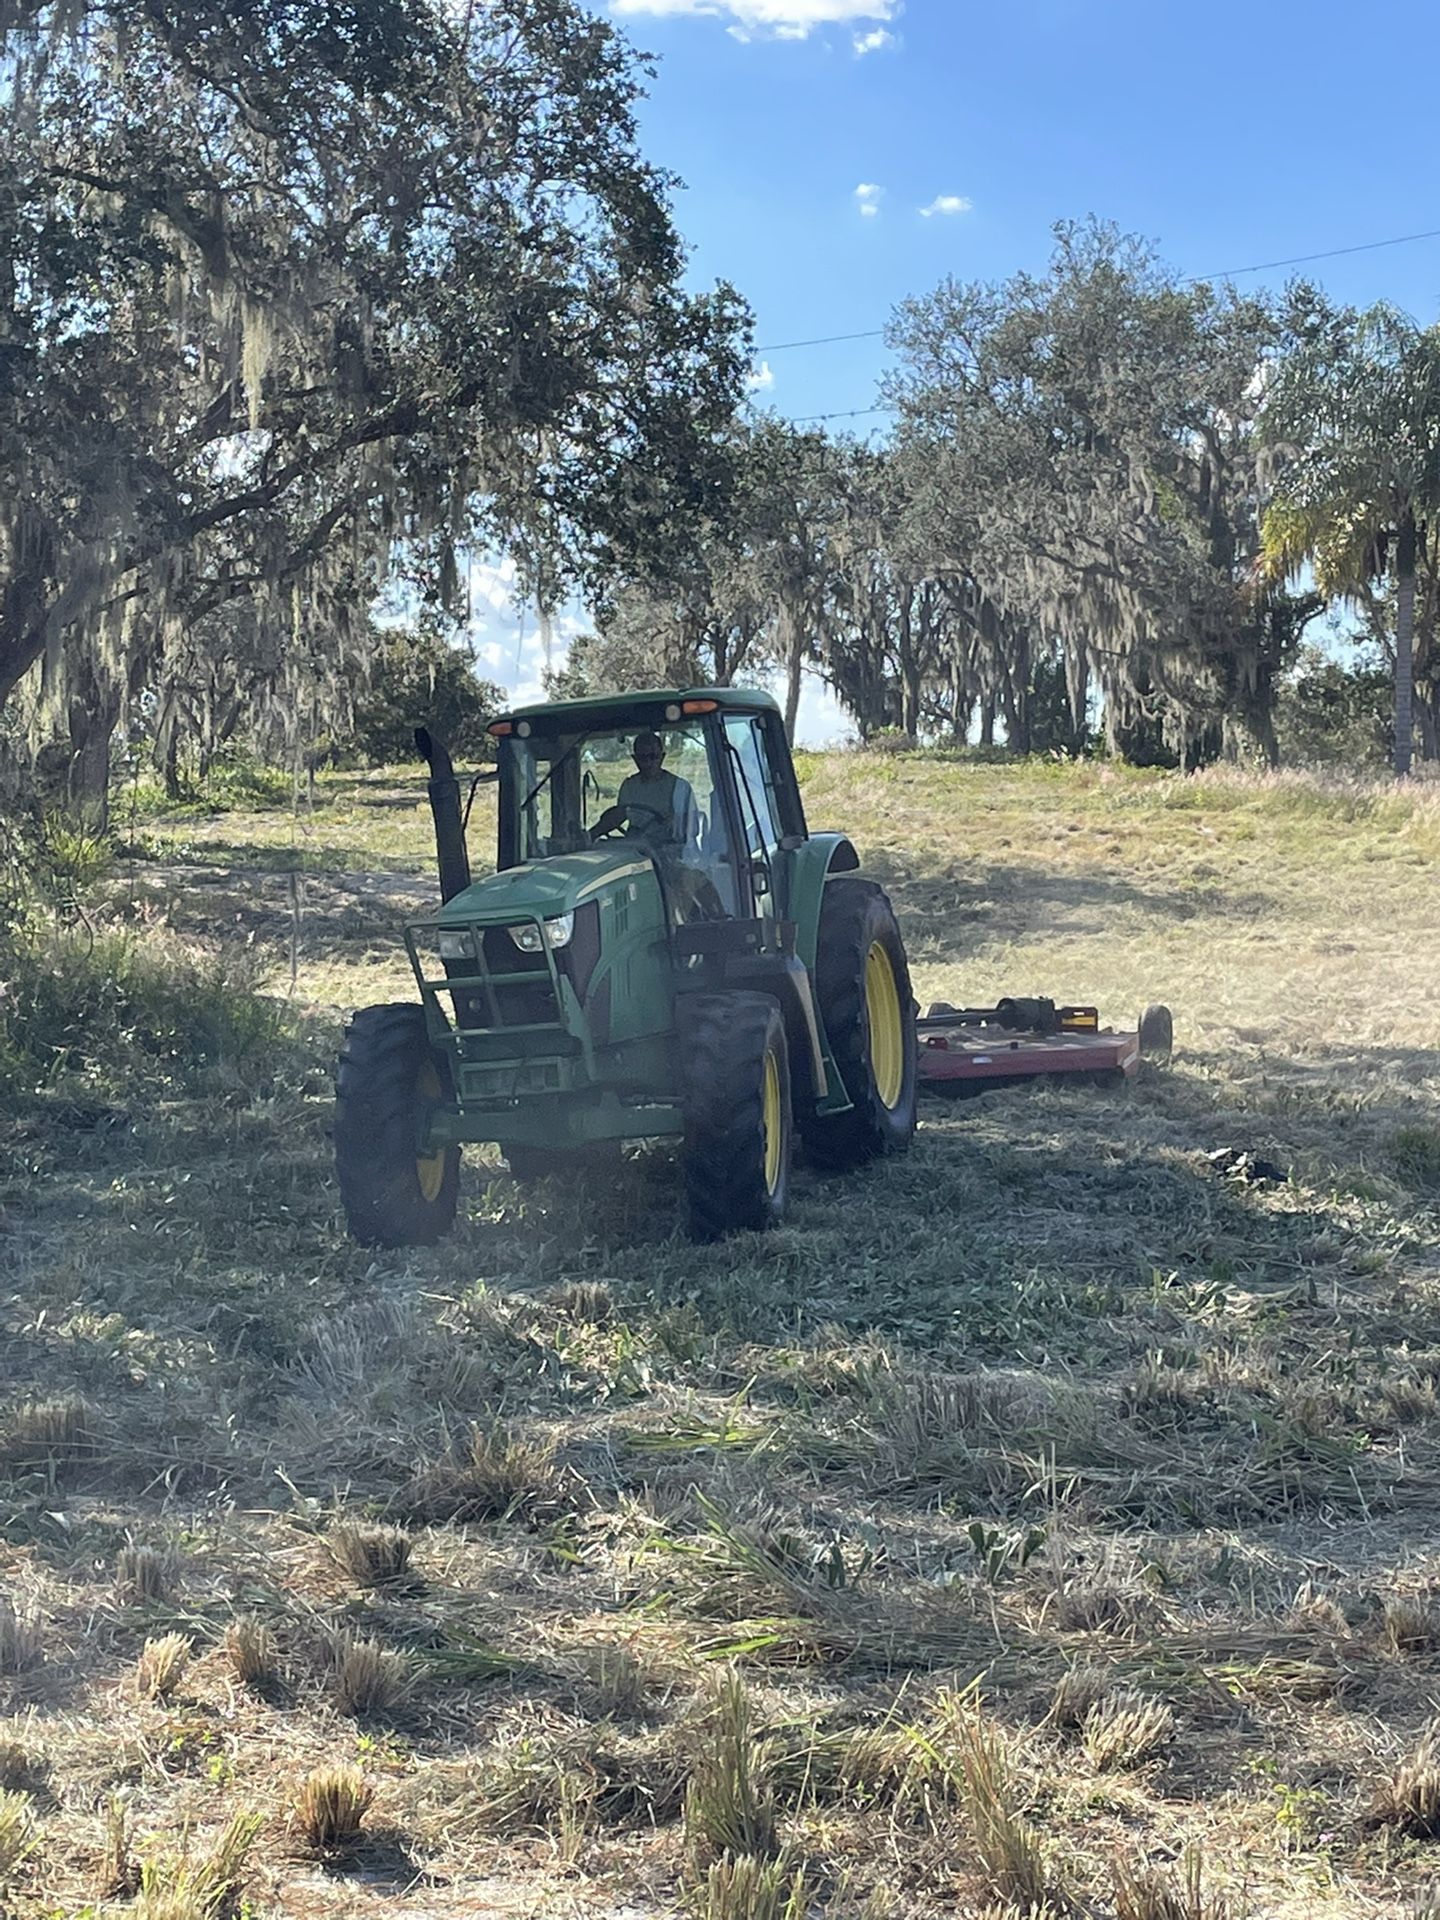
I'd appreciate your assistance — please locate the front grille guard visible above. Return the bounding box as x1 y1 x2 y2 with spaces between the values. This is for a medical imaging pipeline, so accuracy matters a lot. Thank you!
405 914 586 1077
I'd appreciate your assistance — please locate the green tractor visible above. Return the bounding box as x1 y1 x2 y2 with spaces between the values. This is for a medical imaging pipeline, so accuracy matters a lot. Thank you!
335 687 917 1245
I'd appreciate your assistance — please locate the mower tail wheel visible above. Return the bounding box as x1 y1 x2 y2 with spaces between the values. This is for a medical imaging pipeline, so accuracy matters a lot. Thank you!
335 1003 460 1247
801 880 918 1171
1138 1003 1174 1062
681 992 792 1242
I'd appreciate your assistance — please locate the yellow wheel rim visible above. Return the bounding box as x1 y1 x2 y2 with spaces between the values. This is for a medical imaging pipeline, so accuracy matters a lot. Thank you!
415 1058 447 1203
865 942 905 1111
762 1048 783 1196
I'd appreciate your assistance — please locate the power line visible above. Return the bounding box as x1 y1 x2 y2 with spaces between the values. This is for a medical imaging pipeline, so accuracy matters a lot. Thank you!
757 222 1440 365
1199 225 1440 281
791 404 893 424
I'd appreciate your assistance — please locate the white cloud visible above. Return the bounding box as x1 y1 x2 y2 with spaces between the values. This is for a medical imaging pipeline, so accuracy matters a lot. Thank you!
612 0 899 44
747 359 776 393
920 194 973 219
854 182 883 219
476 640 506 670
852 26 894 54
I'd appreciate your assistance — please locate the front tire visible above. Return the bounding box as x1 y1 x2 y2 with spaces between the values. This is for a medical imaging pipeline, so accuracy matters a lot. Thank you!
681 993 792 1242
335 1004 460 1247
801 880 918 1171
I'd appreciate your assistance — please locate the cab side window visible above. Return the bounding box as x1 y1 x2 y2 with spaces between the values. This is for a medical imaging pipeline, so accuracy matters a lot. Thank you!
723 715 782 856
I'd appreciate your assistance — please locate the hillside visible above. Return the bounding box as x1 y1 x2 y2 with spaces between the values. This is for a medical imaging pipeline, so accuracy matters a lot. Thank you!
2 756 1439 1920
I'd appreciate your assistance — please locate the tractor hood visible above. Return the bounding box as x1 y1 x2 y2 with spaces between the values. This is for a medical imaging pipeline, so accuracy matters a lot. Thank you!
432 846 653 926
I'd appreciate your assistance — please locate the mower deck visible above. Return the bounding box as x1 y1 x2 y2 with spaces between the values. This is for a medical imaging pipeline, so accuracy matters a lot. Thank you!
916 999 1159 1091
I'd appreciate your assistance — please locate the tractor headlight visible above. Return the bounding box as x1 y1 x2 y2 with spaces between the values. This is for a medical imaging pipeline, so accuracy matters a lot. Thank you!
509 913 573 954
433 928 477 961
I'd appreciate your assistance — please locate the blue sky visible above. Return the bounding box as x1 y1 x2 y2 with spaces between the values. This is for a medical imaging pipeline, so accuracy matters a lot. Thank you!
472 0 1440 736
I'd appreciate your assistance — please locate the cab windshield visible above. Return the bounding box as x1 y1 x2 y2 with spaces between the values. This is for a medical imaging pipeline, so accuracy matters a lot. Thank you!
498 720 738 917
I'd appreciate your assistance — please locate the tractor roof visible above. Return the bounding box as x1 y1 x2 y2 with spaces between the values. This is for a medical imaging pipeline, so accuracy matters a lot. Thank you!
496 686 781 731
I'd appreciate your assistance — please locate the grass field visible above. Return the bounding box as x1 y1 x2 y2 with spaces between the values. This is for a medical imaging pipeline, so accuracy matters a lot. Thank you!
3 754 1440 1920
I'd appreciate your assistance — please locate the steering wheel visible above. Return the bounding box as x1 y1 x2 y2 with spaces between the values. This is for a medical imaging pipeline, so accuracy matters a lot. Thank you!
594 801 669 841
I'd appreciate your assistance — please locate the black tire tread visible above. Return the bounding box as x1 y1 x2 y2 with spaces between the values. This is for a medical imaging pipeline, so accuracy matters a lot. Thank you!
801 879 918 1171
681 992 790 1243
335 1003 459 1247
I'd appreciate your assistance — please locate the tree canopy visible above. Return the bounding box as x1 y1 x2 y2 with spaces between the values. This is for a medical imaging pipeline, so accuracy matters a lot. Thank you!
0 0 748 807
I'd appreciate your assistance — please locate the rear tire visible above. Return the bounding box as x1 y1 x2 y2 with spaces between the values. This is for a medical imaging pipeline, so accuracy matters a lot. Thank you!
801 880 918 1171
681 993 792 1242
335 1004 460 1247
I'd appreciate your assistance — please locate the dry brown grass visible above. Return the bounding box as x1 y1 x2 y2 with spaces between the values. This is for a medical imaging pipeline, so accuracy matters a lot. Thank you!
0 1789 36 1883
293 1766 373 1853
1081 1689 1176 1771
0 1602 44 1675
1113 1846 1237 1920
325 1633 412 1718
115 1544 174 1605
1384 1594 1440 1654
1370 1729 1440 1837
0 1396 92 1471
683 1671 780 1870
222 1615 276 1689
5 756 1440 1917
134 1633 192 1702
324 1520 414 1587
403 1421 566 1523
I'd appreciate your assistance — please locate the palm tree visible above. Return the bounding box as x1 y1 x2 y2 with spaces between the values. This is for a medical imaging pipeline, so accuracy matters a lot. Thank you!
1260 296 1440 775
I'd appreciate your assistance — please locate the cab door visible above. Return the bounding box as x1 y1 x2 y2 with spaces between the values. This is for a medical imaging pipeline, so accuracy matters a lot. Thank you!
720 711 787 922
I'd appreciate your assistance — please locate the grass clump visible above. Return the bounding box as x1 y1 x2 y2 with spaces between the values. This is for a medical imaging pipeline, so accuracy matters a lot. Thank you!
97 1794 138 1900
1080 1689 1175 1771
223 1616 277 1690
684 1672 779 1869
1370 1730 1440 1838
326 1635 412 1719
0 1789 37 1882
294 1766 373 1853
0 1396 93 1473
115 1544 175 1605
913 1702 1050 1913
1384 1595 1440 1654
1048 1664 1113 1732
404 1422 565 1524
688 1853 811 1920
1114 1845 1236 1920
131 1810 261 1920
1391 1123 1440 1191
0 921 283 1096
0 1601 45 1674
325 1521 414 1588
135 1633 192 1702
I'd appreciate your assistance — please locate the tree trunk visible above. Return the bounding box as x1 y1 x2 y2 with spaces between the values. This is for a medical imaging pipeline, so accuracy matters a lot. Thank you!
1395 511 1417 777
979 697 995 748
781 605 805 745
66 686 120 831
1417 688 1439 762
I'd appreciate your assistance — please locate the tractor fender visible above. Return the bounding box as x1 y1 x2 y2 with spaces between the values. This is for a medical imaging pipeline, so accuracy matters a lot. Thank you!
784 833 860 973
780 834 862 1113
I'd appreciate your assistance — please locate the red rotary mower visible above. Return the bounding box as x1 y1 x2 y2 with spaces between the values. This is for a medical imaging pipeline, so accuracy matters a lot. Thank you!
916 996 1173 1096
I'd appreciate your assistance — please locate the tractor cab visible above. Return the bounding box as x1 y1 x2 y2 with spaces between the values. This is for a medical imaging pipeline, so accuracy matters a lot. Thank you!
334 687 918 1248
489 690 805 928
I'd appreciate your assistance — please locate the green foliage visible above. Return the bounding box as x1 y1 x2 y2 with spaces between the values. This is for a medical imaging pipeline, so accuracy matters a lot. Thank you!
0 923 286 1097
1275 644 1392 768
346 623 503 767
